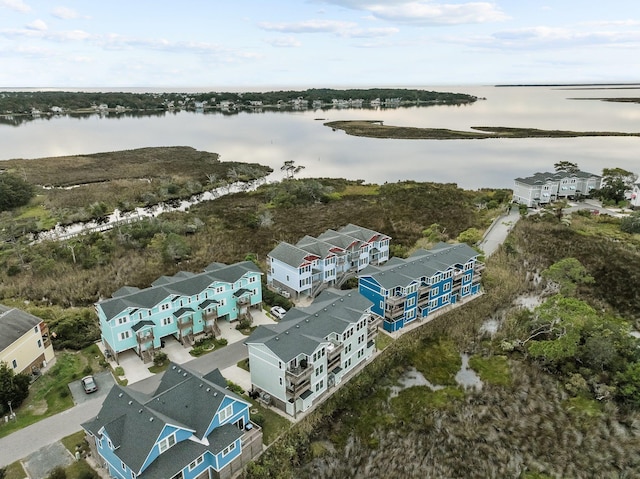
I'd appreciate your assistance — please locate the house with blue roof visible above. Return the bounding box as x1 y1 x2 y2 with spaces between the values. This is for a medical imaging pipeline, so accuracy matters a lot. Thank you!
245 289 380 417
96 261 262 362
82 363 262 479
358 242 483 333
267 224 390 299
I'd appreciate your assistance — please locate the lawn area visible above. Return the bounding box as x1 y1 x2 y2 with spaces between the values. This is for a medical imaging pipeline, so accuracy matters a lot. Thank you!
0 345 106 439
248 399 291 445
375 331 394 351
1 461 27 479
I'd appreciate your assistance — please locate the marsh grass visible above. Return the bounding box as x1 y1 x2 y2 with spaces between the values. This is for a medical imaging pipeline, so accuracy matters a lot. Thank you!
468 355 511 386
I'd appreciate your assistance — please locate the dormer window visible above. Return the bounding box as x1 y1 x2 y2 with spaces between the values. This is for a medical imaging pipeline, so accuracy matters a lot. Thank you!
158 432 176 453
218 404 233 423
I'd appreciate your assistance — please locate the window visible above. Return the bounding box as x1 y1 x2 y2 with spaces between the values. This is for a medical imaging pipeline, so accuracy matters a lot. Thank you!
188 455 204 471
249 276 256 283
162 317 172 326
138 312 143 320
117 317 128 325
122 461 127 471
161 303 170 311
119 331 131 341
34 325 39 333
158 433 176 453
218 404 233 422
221 442 236 457
443 282 451 292
219 298 226 307
406 297 415 307
12 359 17 369
37 339 42 348
131 473 136 479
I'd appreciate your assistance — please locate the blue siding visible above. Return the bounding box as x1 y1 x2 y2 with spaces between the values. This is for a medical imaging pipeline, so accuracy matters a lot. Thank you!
359 276 385 317
214 437 242 471
205 396 250 436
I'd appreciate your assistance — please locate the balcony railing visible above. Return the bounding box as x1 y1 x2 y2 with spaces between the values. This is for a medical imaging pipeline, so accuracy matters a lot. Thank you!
286 378 311 398
286 362 313 380
177 317 193 329
327 341 344 359
136 332 154 344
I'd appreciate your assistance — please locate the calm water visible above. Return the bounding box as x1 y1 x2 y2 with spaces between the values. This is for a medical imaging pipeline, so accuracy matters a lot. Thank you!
2 85 639 189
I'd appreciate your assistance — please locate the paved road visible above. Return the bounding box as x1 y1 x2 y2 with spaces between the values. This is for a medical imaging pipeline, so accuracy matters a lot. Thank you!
0 340 249 467
478 206 521 257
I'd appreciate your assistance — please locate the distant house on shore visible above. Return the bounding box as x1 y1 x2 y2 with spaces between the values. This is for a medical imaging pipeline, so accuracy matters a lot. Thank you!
513 170 602 208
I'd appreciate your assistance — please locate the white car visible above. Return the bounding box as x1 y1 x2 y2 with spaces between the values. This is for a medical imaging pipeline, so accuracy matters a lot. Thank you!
270 306 287 319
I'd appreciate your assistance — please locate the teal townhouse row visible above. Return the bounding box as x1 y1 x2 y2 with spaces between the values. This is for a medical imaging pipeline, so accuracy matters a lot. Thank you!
95 261 263 363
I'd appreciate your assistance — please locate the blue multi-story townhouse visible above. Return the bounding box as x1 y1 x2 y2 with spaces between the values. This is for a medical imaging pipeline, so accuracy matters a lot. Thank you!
267 224 390 299
245 290 381 417
96 261 262 362
358 242 483 333
82 363 262 479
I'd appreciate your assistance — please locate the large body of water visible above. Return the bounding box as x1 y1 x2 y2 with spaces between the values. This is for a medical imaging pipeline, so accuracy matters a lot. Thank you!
2 85 639 189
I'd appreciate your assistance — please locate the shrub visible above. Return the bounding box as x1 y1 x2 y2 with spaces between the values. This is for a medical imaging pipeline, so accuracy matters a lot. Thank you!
252 413 265 427
153 351 168 366
46 466 66 479
82 365 93 376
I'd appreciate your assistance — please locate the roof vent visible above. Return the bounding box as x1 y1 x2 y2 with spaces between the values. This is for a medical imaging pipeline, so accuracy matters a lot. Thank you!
138 409 143 413
183 372 187 377
149 417 153 422
118 393 123 398
213 392 217 397
199 383 203 388
128 401 133 405
172 365 177 370
206 387 211 392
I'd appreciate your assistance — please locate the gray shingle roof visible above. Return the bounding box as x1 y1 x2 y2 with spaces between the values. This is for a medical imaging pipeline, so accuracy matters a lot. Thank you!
515 170 600 186
82 363 247 477
97 261 261 321
0 305 42 351
316 229 362 250
339 223 390 242
296 235 343 258
360 243 479 289
268 242 318 267
246 290 373 362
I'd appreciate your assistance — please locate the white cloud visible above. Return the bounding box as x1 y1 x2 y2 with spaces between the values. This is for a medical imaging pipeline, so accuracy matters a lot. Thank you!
265 36 302 47
259 19 357 34
25 19 47 31
317 0 508 25
51 6 85 20
258 19 398 38
0 0 31 13
367 1 509 25
446 25 640 50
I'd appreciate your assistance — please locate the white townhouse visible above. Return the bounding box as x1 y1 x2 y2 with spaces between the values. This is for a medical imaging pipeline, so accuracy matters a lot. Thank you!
630 178 640 209
245 290 381 417
267 224 390 299
96 261 262 363
513 170 602 207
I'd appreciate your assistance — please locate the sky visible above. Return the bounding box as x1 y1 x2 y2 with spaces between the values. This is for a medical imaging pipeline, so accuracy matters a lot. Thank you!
1 0 639 88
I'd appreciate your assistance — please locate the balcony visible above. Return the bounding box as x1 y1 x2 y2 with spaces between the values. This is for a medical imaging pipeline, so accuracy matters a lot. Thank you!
286 378 312 399
285 362 313 381
327 341 344 359
136 331 154 344
177 317 193 330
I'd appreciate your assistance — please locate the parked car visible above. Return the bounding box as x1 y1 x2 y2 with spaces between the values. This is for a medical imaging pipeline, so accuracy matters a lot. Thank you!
270 306 287 319
81 375 98 394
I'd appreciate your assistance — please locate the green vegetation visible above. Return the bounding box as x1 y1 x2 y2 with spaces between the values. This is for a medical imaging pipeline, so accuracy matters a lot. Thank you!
0 362 30 416
0 172 35 211
325 120 640 140
189 336 227 357
1 461 27 479
374 331 394 351
0 347 104 439
468 355 511 386
0 88 476 121
597 167 638 204
248 400 291 445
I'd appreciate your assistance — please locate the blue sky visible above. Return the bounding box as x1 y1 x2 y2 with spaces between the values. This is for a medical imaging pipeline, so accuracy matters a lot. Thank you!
1 0 639 88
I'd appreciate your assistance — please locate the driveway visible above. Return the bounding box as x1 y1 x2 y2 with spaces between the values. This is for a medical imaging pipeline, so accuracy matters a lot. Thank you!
68 370 115 405
478 206 520 257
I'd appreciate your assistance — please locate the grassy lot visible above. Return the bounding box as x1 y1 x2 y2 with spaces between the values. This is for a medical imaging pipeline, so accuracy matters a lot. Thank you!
375 331 394 350
248 399 291 445
0 346 106 439
1 461 27 479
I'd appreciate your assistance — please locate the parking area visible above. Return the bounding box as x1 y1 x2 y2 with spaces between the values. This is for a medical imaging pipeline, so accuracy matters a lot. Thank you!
68 370 115 405
22 442 74 479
